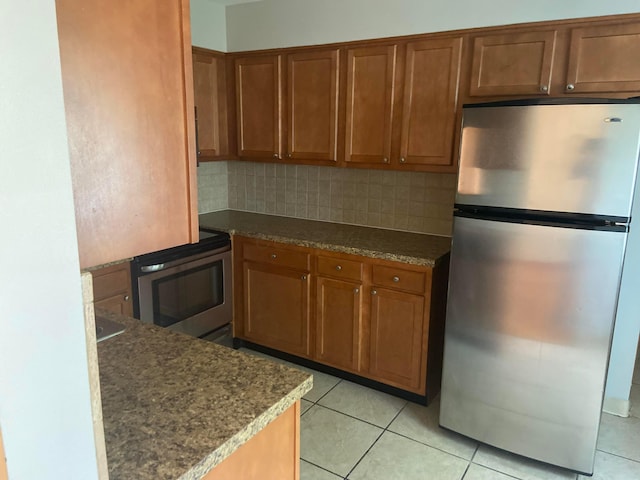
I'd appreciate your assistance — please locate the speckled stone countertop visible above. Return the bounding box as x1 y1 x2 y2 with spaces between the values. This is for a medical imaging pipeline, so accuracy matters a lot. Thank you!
96 310 312 480
199 210 451 267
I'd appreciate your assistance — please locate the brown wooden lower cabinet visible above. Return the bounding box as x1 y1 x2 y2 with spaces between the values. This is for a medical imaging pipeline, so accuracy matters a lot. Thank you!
242 261 311 357
233 236 449 401
203 401 300 480
91 262 132 317
369 287 426 392
315 276 363 372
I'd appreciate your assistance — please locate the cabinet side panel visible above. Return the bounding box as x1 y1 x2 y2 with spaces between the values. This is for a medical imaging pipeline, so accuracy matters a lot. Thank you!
203 402 300 480
57 0 195 268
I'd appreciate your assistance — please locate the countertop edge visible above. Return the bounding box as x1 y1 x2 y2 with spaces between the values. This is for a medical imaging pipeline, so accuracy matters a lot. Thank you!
227 228 440 267
178 376 313 480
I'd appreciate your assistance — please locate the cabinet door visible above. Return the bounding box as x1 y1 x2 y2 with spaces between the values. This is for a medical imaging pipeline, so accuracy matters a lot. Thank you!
345 45 396 165
235 55 282 160
56 0 198 269
316 277 362 372
286 50 339 163
565 22 640 93
92 262 133 316
369 287 426 393
469 31 557 96
193 51 224 160
242 262 310 357
399 38 462 168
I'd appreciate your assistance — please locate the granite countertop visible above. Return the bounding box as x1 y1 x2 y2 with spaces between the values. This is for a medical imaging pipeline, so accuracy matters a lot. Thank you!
96 310 312 480
199 210 451 267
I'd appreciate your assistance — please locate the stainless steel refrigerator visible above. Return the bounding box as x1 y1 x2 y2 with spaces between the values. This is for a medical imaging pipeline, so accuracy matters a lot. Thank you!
439 99 640 474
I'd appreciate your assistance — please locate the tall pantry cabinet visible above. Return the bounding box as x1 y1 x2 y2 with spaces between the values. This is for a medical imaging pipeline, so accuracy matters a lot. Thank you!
56 0 198 269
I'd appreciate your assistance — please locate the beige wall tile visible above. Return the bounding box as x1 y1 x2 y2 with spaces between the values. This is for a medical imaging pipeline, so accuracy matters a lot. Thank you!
198 161 455 236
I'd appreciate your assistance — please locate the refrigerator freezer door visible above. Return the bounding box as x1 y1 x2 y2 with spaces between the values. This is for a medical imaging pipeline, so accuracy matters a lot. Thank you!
440 216 627 474
457 104 640 218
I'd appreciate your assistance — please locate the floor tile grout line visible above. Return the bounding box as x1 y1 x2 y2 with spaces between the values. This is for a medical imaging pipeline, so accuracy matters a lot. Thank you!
594 447 640 464
459 461 472 480
300 458 346 479
343 427 387 479
382 428 479 463
305 403 389 431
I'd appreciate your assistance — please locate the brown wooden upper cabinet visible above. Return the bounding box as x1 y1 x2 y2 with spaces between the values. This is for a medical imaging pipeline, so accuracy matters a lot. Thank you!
235 55 283 160
565 22 640 93
399 38 462 168
234 49 340 164
57 0 198 269
192 48 231 160
344 45 397 166
469 30 557 96
287 50 340 163
469 19 640 98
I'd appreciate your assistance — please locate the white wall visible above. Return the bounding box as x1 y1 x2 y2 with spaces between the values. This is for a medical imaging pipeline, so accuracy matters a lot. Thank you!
604 165 640 413
191 0 228 51
226 0 640 51
0 1 99 478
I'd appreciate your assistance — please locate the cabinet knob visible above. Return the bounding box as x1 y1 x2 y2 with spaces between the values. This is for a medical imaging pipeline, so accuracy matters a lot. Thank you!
539 85 548 92
271 253 277 259
273 153 280 159
301 275 307 280
286 153 292 158
124 295 130 301
335 265 342 271
371 289 377 295
353 287 359 294
383 157 389 163
400 157 406 163
392 276 400 283
566 84 575 91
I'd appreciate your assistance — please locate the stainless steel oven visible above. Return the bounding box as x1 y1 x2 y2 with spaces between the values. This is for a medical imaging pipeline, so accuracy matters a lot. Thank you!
131 229 232 338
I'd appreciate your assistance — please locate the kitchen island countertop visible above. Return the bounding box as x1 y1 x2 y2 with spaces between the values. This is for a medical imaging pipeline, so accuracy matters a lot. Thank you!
96 310 312 480
199 210 451 266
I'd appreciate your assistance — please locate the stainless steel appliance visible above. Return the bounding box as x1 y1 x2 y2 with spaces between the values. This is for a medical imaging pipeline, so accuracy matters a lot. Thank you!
131 228 232 338
440 99 640 475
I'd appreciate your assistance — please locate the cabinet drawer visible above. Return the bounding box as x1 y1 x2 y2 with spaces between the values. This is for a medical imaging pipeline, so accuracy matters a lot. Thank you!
92 264 130 301
372 265 426 294
243 243 310 270
317 256 363 281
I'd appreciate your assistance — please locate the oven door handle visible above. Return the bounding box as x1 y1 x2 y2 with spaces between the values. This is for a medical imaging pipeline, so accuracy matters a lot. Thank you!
140 263 166 273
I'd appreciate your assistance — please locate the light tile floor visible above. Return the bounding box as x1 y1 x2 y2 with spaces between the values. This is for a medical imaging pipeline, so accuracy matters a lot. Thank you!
201 330 640 480
233 346 640 480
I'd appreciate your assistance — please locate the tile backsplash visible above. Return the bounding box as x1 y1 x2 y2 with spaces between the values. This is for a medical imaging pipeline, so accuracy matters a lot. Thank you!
198 161 456 236
197 161 229 213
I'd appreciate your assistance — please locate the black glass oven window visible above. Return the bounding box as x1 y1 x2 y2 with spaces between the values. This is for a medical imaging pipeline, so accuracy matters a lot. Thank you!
151 260 224 328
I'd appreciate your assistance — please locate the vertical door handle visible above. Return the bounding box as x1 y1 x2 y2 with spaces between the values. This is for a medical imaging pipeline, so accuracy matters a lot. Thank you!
194 106 201 167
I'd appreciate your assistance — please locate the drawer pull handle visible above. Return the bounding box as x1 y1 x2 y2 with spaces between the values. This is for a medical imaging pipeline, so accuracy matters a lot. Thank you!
392 276 400 283
354 288 359 294
301 275 307 280
271 254 277 259
371 289 377 295
124 295 130 301
335 265 342 271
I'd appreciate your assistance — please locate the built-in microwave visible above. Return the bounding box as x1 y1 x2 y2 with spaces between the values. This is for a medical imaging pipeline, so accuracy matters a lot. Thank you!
131 229 232 338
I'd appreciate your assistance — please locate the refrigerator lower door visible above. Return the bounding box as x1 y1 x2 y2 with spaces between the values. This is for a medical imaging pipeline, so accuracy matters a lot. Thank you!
440 216 627 474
